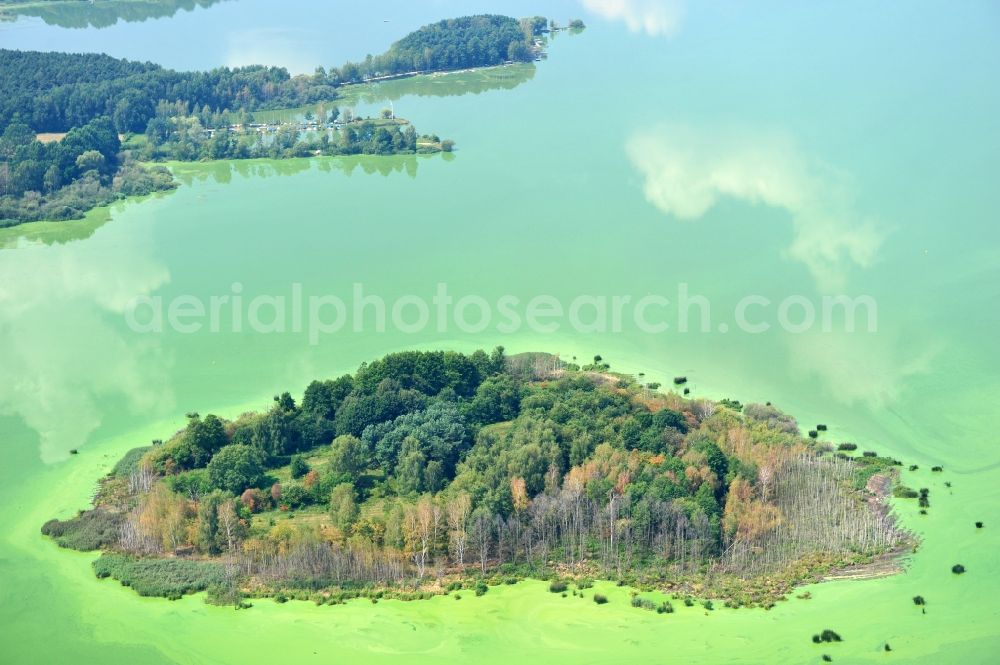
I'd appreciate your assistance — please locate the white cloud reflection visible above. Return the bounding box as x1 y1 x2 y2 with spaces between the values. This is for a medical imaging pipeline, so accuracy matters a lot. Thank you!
0 221 173 463
786 329 939 409
224 28 322 75
582 0 685 37
626 124 884 291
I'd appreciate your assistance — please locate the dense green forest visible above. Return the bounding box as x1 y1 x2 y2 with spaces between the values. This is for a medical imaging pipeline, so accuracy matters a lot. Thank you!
0 49 337 134
44 349 912 608
330 15 545 84
0 13 561 225
0 15 548 134
0 116 175 226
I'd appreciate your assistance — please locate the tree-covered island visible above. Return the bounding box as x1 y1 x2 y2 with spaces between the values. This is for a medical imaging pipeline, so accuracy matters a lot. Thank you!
1 14 577 226
43 349 915 609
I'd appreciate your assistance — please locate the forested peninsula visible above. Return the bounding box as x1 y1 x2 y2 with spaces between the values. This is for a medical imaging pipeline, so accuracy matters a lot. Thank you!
44 349 914 610
1 14 572 226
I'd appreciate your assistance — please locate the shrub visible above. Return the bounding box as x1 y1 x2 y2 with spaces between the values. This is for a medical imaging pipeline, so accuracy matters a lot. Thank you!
41 509 122 551
92 553 226 598
893 485 919 499
702 600 714 610
822 656 832 663
975 521 984 529
808 430 818 439
909 465 919 471
474 581 488 596
885 644 892 652
813 629 843 643
913 595 925 606
952 564 966 574
111 446 153 477
816 424 828 431
931 466 943 472
290 455 310 479
164 469 211 499
862 451 877 457
683 597 695 607
279 484 312 509
631 597 655 611
240 488 272 513
837 443 857 451
206 583 243 607
719 399 743 412
673 377 687 385
576 578 593 589
656 601 674 614
549 580 568 593
593 593 608 605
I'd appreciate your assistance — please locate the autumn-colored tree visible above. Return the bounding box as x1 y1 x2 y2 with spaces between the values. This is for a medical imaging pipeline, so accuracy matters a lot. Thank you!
723 476 781 543
240 488 257 511
134 484 189 553
510 476 529 513
404 495 436 578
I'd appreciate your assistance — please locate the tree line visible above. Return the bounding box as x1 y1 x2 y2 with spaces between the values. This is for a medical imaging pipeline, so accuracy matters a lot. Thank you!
0 48 337 134
0 15 545 136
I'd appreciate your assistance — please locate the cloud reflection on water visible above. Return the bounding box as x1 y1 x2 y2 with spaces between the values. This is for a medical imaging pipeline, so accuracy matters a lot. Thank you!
626 124 885 292
0 222 173 463
785 329 939 409
224 27 324 74
582 0 685 37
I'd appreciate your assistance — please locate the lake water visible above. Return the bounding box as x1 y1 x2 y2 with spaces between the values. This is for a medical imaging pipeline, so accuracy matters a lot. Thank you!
1 1 999 662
